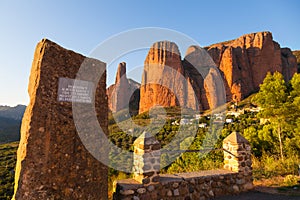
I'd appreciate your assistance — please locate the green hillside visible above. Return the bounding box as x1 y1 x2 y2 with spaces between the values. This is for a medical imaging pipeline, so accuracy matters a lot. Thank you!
0 142 18 200
2 72 300 199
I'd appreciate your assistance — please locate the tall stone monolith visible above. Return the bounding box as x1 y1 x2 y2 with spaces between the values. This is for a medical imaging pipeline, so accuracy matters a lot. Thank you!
13 39 108 200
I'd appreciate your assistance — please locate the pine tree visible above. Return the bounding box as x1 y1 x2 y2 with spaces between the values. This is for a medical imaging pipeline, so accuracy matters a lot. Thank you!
253 72 290 160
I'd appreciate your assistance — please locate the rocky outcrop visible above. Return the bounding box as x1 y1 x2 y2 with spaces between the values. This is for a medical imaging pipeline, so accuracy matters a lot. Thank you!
139 41 227 113
292 50 300 72
206 31 297 102
127 79 141 115
108 62 130 112
183 46 226 110
138 32 297 114
139 41 198 114
107 62 140 114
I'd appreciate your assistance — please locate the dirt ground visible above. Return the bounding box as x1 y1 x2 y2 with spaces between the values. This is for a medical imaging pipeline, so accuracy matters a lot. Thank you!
216 191 299 200
216 186 300 200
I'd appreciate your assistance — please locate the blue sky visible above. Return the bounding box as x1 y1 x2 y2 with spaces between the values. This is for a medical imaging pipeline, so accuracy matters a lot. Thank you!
0 0 299 106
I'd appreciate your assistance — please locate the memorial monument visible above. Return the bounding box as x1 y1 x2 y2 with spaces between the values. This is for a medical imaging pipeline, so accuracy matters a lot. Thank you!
13 39 108 200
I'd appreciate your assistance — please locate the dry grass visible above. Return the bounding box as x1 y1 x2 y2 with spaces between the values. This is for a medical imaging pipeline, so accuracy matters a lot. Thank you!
252 154 300 196
254 175 300 196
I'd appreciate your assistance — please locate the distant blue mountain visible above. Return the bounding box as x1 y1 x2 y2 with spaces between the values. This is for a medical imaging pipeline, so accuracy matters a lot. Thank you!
0 105 26 144
0 105 26 121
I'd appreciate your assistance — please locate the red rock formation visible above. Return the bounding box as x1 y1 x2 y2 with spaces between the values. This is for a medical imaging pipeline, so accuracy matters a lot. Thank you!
183 46 226 111
292 50 300 72
107 62 140 113
206 31 297 102
282 48 299 77
139 41 198 114
137 32 298 114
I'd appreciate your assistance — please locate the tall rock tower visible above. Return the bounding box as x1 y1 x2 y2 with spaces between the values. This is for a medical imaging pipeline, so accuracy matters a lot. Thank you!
107 62 140 114
139 41 198 114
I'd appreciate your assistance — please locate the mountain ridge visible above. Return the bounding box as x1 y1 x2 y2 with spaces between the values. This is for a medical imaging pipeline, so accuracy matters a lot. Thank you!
107 31 297 114
0 105 25 144
0 105 26 121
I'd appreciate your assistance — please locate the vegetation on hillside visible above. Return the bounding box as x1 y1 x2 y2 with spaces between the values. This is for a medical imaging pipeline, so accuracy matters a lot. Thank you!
2 73 300 199
0 142 18 200
0 117 21 144
107 71 300 195
249 72 300 160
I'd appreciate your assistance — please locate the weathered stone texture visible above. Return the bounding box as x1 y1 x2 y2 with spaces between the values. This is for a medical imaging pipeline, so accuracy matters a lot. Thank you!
107 62 140 114
113 132 253 200
13 39 108 200
139 41 198 114
133 132 161 184
223 132 253 190
138 32 297 114
206 31 297 102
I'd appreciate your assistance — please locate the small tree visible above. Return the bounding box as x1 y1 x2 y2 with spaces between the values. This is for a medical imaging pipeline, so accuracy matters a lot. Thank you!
253 72 291 160
289 73 300 156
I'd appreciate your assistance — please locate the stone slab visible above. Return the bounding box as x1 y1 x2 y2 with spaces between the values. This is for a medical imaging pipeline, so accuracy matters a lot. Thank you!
13 39 108 200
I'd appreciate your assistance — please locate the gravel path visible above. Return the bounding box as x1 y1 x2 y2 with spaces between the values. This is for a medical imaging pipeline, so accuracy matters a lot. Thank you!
215 191 300 200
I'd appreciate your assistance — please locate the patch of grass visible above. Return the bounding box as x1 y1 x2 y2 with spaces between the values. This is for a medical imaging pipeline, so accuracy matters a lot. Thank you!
252 154 300 180
284 175 299 187
0 142 18 200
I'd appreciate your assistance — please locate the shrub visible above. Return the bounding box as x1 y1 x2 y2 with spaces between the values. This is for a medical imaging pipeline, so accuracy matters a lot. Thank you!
283 174 299 186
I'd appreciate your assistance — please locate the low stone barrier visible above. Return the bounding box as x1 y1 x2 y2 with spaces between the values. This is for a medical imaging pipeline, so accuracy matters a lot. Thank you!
113 132 253 200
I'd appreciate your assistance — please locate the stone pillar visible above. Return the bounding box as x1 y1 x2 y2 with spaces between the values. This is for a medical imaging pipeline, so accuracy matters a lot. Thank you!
223 132 253 191
13 39 108 200
133 132 161 184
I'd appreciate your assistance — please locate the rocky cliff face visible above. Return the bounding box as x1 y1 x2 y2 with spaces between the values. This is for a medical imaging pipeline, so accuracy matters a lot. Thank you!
137 32 298 114
139 40 228 114
107 62 140 114
127 79 141 115
139 41 199 114
206 31 297 102
183 46 226 110
292 50 300 72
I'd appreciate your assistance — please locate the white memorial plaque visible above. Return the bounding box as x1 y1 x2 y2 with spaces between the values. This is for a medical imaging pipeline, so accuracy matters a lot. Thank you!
58 77 94 103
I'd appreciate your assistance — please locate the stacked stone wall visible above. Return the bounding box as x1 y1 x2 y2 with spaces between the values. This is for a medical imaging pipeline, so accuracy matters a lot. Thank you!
113 132 253 200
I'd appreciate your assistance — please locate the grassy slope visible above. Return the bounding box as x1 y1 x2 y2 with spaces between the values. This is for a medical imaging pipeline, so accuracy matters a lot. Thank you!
1 99 299 199
0 142 18 200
